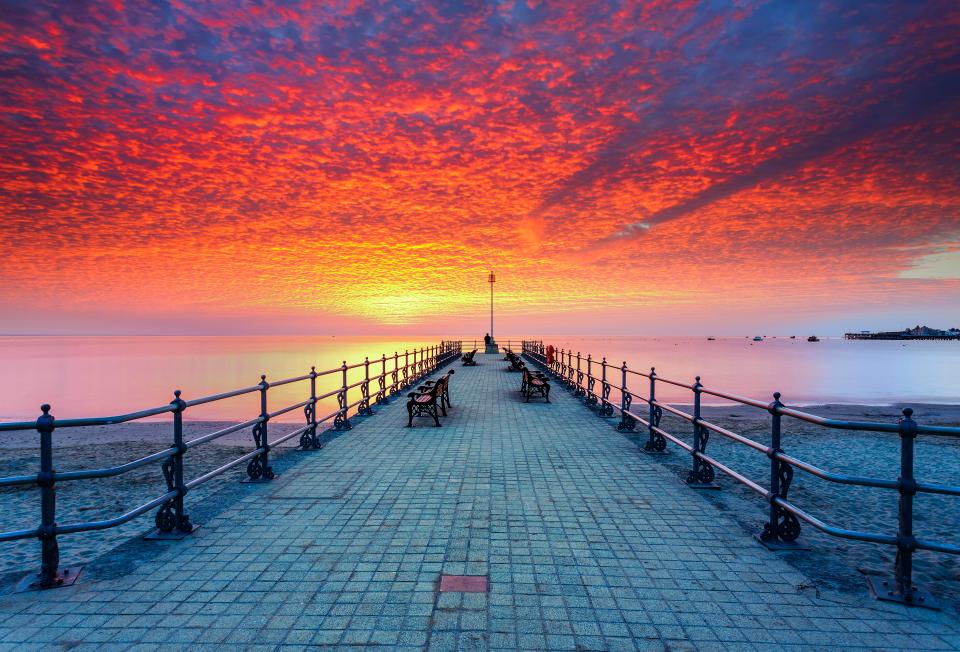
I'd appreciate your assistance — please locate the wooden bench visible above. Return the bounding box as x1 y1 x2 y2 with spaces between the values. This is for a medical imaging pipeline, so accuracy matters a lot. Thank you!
506 354 526 372
521 368 551 403
406 371 453 427
461 349 478 366
420 370 454 411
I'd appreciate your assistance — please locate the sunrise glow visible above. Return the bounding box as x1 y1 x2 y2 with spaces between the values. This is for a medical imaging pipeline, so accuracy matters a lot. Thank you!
1 1 958 334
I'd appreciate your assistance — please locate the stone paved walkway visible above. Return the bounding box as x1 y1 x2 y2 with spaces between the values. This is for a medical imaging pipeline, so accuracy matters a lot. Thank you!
1 353 959 651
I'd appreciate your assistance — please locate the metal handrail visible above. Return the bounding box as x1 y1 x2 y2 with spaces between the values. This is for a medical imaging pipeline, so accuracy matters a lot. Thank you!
522 340 960 608
0 405 178 432
0 341 462 591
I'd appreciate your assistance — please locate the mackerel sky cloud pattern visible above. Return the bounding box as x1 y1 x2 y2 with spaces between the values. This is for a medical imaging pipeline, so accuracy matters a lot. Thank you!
0 0 958 334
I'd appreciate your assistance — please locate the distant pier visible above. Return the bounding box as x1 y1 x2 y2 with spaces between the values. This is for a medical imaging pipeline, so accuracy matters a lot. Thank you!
845 324 960 340
845 332 960 340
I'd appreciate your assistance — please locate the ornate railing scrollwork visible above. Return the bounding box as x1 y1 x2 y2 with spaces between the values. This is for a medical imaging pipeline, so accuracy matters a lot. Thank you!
359 380 374 416
246 421 275 480
376 372 387 404
617 392 636 431
334 389 352 431
687 424 715 485
586 374 597 407
644 406 667 452
599 381 613 417
761 457 801 542
300 402 321 449
155 458 178 532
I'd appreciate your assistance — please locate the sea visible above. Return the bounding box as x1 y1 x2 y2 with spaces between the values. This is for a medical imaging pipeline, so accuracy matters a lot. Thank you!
1 335 958 423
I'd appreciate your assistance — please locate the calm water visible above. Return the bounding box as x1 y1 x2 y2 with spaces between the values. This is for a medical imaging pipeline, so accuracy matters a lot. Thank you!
1 335 958 423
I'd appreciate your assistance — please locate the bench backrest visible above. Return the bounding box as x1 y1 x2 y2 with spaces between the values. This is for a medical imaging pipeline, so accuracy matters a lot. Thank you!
436 370 454 393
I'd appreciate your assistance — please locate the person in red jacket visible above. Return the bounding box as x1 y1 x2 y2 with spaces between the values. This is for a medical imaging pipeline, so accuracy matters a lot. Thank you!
546 344 555 366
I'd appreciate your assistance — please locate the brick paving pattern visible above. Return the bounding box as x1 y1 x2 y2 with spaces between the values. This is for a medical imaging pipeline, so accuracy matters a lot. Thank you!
1 353 958 650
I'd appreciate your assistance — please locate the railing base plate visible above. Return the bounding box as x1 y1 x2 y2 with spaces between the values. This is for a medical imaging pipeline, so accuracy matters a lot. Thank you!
242 475 280 484
15 566 83 593
754 535 810 551
867 577 940 610
144 525 200 541
296 445 323 452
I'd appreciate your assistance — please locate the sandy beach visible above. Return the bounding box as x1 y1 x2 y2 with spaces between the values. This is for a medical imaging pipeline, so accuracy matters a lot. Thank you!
2 404 959 610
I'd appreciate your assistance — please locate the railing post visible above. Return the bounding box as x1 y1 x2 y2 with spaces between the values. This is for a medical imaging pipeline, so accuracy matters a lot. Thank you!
37 404 58 586
361 357 373 416
598 357 612 417
246 375 276 481
37 402 58 587
403 349 409 387
585 354 596 407
391 351 399 396
576 352 584 397
617 362 636 432
643 368 666 454
759 392 800 548
19 404 77 591
300 366 322 449
334 362 352 430
378 353 388 404
686 377 716 488
151 391 195 536
868 408 934 607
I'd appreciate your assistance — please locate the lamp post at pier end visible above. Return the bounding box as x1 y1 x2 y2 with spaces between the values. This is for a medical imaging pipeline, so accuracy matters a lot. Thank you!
486 272 498 353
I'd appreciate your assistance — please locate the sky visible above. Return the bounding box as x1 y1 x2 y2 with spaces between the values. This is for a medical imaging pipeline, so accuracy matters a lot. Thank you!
0 0 958 336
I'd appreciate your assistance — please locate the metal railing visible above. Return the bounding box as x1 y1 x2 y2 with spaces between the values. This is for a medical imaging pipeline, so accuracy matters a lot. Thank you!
0 341 462 591
457 339 527 353
521 340 960 609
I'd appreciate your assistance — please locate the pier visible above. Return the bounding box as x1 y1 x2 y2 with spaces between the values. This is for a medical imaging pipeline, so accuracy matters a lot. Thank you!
1 348 960 649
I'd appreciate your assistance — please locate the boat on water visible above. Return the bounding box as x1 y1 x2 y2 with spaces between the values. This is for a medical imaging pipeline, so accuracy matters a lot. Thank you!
707 336 716 341
790 335 796 339
752 336 763 341
808 335 820 342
